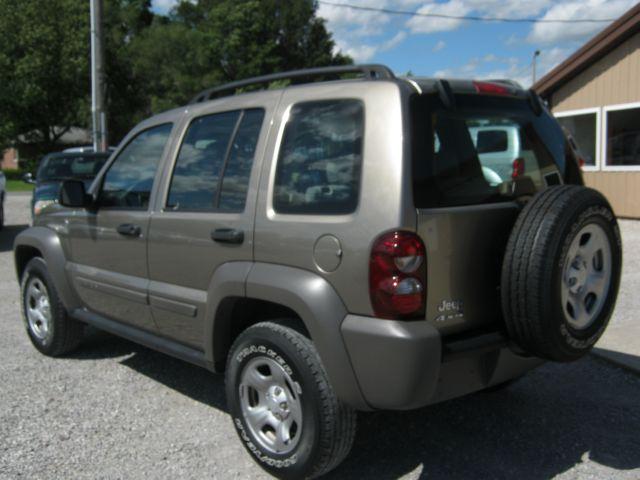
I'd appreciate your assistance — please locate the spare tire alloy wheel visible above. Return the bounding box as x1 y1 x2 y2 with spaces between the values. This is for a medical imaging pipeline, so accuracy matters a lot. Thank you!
501 185 622 362
561 223 612 331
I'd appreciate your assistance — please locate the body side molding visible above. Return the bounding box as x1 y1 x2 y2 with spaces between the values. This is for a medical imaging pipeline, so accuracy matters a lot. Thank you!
72 308 212 369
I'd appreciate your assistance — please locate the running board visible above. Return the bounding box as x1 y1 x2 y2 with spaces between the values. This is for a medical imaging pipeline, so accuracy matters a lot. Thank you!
72 308 213 371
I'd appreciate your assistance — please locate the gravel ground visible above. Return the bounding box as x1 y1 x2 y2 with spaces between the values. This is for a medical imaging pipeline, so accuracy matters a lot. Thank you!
1 193 639 480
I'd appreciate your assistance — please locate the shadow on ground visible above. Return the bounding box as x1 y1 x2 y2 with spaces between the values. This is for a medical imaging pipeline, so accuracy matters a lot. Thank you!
0 224 29 252
71 329 640 479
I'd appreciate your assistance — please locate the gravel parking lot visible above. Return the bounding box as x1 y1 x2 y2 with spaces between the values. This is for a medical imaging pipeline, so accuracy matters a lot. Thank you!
1 193 639 480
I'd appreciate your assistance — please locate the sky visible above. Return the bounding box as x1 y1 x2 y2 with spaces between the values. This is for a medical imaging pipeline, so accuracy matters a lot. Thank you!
151 0 637 87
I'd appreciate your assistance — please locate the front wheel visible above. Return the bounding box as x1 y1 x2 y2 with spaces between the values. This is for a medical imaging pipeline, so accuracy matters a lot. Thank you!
226 321 356 479
20 257 84 356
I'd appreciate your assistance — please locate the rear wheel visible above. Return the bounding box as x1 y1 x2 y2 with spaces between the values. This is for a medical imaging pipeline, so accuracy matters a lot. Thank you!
226 321 356 479
501 185 622 362
20 257 84 356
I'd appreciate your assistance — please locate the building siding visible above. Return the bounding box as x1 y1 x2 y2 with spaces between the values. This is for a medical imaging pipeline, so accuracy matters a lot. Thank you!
552 32 640 111
551 32 640 218
583 171 640 218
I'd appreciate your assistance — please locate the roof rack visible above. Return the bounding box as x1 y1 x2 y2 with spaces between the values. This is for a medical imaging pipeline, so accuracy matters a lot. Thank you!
189 64 395 104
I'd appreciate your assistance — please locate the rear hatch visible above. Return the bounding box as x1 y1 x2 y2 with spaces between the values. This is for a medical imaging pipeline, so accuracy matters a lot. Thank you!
410 83 571 335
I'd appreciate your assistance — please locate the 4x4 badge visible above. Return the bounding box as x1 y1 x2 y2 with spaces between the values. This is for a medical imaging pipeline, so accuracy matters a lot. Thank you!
435 299 464 322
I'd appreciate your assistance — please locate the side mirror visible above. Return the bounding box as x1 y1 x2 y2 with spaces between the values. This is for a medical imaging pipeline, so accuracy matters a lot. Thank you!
59 180 89 208
23 172 36 184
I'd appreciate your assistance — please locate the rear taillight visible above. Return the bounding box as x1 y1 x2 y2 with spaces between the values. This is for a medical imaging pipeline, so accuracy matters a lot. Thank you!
369 231 426 319
473 81 511 96
512 157 525 179
577 157 586 168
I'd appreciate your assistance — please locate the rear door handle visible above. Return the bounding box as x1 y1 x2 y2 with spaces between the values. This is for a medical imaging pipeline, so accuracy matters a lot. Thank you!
211 228 244 244
117 223 142 237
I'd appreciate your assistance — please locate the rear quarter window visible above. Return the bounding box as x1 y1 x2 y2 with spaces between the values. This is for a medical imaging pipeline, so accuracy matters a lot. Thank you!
274 99 364 215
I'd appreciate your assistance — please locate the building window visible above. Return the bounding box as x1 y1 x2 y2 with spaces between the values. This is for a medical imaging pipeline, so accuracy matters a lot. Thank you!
604 103 640 168
555 109 598 169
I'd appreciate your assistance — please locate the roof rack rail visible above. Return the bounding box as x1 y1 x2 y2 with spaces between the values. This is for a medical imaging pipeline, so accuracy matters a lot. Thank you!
189 64 395 104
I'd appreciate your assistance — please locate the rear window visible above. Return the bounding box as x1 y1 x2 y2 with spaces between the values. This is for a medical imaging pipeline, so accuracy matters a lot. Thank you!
411 94 566 208
476 130 508 153
37 155 109 181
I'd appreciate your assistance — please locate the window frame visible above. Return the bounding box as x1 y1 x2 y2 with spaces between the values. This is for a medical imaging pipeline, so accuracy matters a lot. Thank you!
554 107 601 172
602 101 640 172
269 98 366 217
96 122 174 211
162 108 265 214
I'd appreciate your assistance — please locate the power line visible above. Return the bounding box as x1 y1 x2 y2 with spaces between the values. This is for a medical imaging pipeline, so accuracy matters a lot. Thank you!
317 1 616 24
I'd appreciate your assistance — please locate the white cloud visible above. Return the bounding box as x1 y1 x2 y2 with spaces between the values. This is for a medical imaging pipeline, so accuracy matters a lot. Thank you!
318 0 392 37
381 31 408 51
406 0 555 34
432 46 573 88
406 0 470 34
432 40 446 52
528 0 636 44
336 43 380 62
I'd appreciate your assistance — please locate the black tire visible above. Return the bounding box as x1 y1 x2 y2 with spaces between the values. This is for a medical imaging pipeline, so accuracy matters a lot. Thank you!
501 185 622 362
20 257 84 356
226 321 356 479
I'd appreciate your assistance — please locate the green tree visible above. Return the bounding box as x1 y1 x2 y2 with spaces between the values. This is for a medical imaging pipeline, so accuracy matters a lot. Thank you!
0 0 90 151
0 0 350 151
103 0 155 142
132 0 351 114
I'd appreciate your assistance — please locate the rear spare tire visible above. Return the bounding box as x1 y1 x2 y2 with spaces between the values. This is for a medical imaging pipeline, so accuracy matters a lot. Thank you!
501 185 622 362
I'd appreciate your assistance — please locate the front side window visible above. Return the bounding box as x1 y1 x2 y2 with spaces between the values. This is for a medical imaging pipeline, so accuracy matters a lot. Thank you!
606 106 640 167
412 94 565 208
167 109 265 212
556 112 597 167
274 100 364 215
100 123 173 209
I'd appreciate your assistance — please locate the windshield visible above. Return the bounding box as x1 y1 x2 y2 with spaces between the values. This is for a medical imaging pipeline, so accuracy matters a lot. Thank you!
37 154 109 182
411 94 567 208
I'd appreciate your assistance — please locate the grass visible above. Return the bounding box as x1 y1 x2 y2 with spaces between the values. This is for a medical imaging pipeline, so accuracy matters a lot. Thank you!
5 179 34 192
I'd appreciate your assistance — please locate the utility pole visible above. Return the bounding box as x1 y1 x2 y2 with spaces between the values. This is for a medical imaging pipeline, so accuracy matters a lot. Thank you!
532 49 541 85
90 0 107 152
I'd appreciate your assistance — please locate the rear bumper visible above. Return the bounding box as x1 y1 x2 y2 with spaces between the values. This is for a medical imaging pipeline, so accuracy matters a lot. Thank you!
341 314 543 410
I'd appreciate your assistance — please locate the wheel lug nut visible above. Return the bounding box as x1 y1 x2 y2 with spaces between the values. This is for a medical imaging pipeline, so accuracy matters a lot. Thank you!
274 387 282 395
280 402 288 410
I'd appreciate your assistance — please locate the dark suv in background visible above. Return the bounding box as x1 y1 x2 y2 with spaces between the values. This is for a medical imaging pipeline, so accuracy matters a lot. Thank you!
24 151 111 217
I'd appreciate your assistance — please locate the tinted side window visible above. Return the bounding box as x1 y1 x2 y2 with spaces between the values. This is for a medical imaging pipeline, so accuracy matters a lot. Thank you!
167 111 240 210
167 109 264 212
274 100 364 215
100 123 172 209
219 109 265 211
